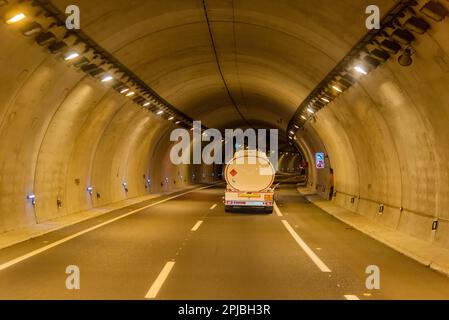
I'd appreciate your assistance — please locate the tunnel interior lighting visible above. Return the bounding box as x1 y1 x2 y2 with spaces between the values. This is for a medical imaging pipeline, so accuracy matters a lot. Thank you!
175 121 181 125
6 13 26 24
20 21 42 36
332 85 342 93
156 110 164 115
301 115 307 120
125 91 135 97
86 187 93 195
27 193 36 205
307 108 314 114
321 97 330 103
143 102 150 107
64 52 79 61
101 75 114 82
120 88 129 94
354 65 368 75
168 116 174 121
289 131 295 135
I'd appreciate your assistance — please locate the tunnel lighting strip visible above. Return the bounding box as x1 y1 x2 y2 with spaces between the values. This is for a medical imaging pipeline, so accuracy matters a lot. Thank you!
1 0 198 130
286 0 446 141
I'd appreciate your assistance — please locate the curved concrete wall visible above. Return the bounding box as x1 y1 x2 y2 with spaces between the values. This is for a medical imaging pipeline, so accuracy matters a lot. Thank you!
0 21 215 234
301 9 449 248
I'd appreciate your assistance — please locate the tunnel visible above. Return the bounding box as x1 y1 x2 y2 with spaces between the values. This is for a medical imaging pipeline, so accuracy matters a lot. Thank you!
0 0 449 302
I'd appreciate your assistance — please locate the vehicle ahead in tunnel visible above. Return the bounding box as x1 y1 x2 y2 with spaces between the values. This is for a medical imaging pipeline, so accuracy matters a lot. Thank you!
224 150 275 213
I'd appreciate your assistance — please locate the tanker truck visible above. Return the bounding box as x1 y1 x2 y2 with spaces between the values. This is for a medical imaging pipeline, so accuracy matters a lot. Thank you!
224 150 275 213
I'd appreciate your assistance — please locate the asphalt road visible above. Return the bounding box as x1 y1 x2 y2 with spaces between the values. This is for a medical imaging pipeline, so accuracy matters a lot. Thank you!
0 180 449 300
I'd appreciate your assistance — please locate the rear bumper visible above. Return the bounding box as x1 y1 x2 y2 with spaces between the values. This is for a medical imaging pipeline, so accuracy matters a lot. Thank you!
225 204 273 213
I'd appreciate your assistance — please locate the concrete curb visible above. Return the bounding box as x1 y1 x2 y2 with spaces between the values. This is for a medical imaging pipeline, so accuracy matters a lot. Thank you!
297 187 449 278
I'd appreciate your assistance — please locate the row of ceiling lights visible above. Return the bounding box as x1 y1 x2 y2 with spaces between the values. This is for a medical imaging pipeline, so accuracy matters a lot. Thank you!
287 0 449 141
1 1 190 128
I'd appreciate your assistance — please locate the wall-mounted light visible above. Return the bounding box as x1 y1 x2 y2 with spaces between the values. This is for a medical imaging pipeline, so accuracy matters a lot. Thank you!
64 52 79 61
354 65 368 75
332 85 343 93
101 75 114 82
122 182 128 193
27 194 36 206
5 13 26 24
87 186 93 195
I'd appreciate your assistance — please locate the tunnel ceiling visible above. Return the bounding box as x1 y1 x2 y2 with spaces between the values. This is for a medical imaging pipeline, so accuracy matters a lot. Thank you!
52 0 395 131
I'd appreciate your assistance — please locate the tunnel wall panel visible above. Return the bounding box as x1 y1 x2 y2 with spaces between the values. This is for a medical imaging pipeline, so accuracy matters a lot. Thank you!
305 18 449 247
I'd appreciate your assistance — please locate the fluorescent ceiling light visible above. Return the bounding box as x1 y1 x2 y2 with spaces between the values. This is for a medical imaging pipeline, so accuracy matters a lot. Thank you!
321 97 330 103
175 121 181 125
168 116 174 121
101 75 114 82
289 131 295 135
301 115 307 120
156 110 164 115
64 52 79 61
143 102 150 107
6 13 26 24
307 108 314 114
125 91 135 97
354 65 368 75
120 88 129 94
332 85 342 92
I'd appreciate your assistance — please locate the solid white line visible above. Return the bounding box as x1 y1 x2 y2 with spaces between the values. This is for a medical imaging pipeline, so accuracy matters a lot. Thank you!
274 202 283 217
281 220 331 273
145 261 175 299
210 204 217 210
0 185 216 272
344 295 360 300
191 220 203 232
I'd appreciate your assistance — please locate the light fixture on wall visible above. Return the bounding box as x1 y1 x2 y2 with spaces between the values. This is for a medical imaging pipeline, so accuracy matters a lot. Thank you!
101 75 114 82
87 186 93 196
27 194 36 206
5 12 26 24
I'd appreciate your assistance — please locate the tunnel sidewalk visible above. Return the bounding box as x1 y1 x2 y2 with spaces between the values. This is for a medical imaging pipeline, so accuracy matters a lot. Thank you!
298 187 449 278
0 185 205 251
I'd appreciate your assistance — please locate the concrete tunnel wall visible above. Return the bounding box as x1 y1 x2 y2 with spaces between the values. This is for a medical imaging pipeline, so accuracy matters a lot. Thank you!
297 6 449 248
0 22 216 234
